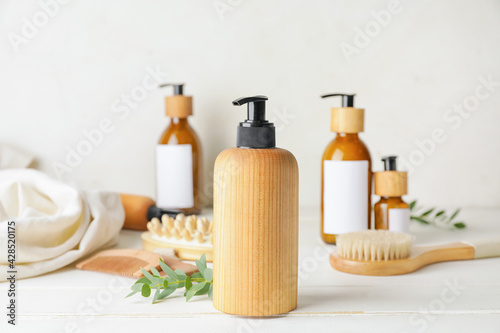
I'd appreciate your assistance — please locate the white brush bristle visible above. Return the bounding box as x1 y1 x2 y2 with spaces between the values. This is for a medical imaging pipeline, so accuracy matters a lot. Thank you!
337 230 412 261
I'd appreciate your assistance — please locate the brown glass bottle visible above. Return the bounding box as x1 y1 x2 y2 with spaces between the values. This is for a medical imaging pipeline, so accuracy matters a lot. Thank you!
374 197 409 230
373 156 409 233
156 84 202 214
159 117 202 214
321 133 372 244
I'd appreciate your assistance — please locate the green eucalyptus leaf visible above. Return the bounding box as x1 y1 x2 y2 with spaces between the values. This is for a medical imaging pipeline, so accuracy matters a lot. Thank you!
409 200 417 210
208 284 213 298
134 277 151 285
203 268 213 282
163 280 169 289
151 266 161 277
175 269 187 279
411 216 430 224
449 209 461 222
158 285 177 300
131 283 144 292
435 210 445 217
195 282 211 296
185 276 192 290
421 208 435 217
159 259 179 280
152 288 160 303
191 272 203 279
186 282 206 302
195 259 206 276
453 222 466 229
141 284 151 297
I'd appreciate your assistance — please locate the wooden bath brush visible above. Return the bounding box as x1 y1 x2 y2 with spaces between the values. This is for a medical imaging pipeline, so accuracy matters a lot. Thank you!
330 230 500 276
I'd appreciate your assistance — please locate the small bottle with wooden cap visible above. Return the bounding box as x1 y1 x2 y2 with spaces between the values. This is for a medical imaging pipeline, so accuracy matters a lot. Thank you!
213 95 298 316
374 156 410 233
156 83 202 214
321 93 372 244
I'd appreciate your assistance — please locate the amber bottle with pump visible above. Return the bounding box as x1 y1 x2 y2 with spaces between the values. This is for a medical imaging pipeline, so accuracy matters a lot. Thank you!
321 93 371 244
156 83 202 214
374 156 410 233
213 96 298 316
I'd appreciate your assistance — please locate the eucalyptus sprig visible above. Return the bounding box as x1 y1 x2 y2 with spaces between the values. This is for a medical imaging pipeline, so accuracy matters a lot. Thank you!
126 253 213 303
410 200 466 229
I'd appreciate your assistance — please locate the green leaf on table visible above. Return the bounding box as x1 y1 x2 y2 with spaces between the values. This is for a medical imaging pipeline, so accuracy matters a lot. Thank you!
159 259 179 280
191 272 203 279
208 284 213 298
203 268 213 282
134 277 151 285
195 282 211 296
175 269 187 280
453 222 466 229
141 284 151 297
151 266 161 277
435 210 445 217
186 282 206 302
158 285 177 300
195 256 206 275
125 290 139 298
409 200 417 210
185 276 192 290
131 283 144 292
152 288 160 303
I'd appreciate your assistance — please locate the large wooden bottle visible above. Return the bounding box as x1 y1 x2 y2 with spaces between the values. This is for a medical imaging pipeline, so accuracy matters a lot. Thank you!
213 96 299 316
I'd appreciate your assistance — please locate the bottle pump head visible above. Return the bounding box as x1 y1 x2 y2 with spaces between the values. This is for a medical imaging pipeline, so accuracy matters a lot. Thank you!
382 156 398 171
374 155 408 197
233 95 276 149
159 83 193 118
321 93 364 133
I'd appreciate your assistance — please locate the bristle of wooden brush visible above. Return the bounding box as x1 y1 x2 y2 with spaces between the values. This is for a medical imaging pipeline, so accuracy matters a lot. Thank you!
337 230 412 261
77 256 149 277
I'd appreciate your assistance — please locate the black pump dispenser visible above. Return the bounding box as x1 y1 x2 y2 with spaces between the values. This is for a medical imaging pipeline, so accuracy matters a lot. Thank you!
382 156 398 171
321 93 356 107
159 83 184 95
233 95 276 149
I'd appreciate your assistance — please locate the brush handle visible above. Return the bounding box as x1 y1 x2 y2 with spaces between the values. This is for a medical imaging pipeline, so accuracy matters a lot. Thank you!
463 238 500 259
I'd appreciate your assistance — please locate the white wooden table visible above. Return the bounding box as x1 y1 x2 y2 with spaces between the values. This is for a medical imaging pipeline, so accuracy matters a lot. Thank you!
1 209 499 332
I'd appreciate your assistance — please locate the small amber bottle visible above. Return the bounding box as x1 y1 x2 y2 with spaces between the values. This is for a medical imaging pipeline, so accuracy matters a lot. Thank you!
156 83 202 214
374 156 410 233
321 94 372 244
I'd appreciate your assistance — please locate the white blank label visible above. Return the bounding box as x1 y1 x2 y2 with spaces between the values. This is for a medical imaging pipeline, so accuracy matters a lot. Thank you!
389 208 410 234
156 144 194 209
323 160 368 234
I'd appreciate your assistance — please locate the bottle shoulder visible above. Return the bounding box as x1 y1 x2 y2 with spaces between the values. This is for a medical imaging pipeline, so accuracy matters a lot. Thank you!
322 135 371 162
159 119 201 146
215 147 298 170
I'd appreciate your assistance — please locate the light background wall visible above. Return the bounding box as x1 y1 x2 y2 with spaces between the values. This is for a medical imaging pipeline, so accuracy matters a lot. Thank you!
1 0 499 209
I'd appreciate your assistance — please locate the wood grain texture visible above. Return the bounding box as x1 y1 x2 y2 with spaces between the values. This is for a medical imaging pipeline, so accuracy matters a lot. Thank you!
330 242 475 276
330 107 364 133
213 148 299 316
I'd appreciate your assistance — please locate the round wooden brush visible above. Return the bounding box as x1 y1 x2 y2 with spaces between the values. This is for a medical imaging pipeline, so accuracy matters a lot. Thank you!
330 230 500 276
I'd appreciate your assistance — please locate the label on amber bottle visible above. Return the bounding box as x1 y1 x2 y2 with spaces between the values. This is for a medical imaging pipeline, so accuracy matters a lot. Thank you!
323 160 369 234
156 144 194 209
388 208 410 234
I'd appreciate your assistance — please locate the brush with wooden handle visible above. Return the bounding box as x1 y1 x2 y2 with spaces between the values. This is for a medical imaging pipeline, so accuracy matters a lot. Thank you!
120 194 181 231
330 230 500 276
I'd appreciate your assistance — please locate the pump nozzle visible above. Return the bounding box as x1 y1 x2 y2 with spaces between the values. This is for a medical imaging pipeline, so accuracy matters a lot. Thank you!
159 83 184 95
381 156 398 171
232 95 275 149
321 93 356 107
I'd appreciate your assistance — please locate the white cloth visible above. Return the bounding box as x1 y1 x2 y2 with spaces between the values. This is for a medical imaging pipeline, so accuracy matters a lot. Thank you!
0 169 124 281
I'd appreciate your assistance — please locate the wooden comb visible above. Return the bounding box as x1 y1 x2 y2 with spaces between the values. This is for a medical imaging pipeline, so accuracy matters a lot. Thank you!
76 249 198 278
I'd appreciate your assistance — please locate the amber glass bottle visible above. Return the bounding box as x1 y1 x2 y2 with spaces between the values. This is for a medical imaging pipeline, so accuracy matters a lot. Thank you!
374 156 409 233
156 84 202 214
320 94 372 244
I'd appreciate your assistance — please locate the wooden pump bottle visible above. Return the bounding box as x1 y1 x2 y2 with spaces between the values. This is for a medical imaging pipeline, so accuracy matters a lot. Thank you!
156 83 202 214
321 93 372 244
213 95 299 316
374 156 410 233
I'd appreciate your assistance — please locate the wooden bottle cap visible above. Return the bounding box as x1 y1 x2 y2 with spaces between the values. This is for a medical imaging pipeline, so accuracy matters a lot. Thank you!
374 171 408 197
165 95 193 118
331 107 364 133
